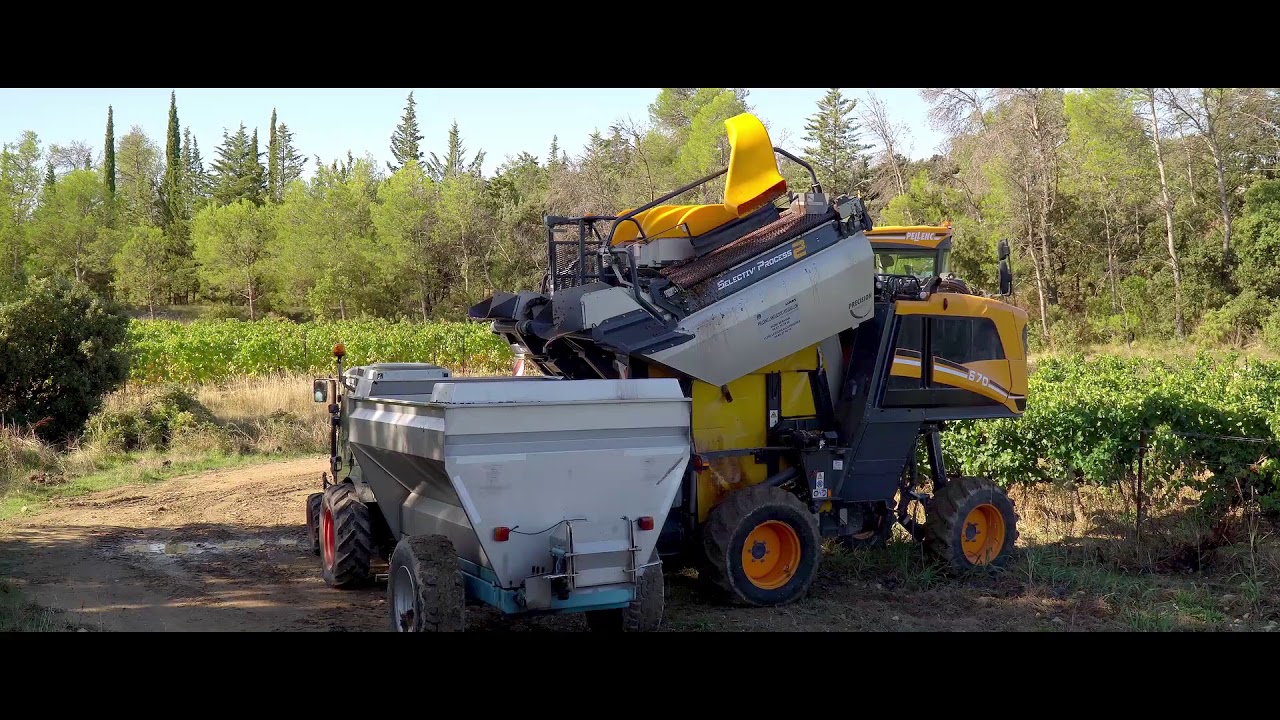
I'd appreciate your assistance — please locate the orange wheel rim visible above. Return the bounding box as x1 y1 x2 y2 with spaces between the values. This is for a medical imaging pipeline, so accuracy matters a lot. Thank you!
741 520 801 589
960 503 1005 565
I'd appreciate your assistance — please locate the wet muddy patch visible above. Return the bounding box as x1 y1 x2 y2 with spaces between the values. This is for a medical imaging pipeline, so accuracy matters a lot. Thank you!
119 537 303 557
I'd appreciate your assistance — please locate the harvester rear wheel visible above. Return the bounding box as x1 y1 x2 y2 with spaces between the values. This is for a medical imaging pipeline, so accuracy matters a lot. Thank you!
305 492 323 556
387 534 465 632
584 550 664 632
701 483 821 607
320 482 373 588
924 476 1019 573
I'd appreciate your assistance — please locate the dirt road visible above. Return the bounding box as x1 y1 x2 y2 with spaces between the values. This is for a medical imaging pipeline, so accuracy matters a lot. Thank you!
0 457 1130 632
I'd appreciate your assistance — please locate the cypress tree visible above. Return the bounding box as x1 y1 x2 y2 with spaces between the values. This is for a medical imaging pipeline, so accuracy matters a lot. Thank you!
104 105 116 197
161 91 184 227
267 108 280 202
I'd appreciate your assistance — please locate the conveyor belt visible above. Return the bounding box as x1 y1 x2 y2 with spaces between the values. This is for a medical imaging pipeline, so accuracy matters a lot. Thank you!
659 207 833 289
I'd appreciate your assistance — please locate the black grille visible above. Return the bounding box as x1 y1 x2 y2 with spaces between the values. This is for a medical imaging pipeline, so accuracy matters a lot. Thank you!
546 219 607 291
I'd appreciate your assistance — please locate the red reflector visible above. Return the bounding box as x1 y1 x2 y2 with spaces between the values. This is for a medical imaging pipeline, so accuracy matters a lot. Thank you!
692 455 708 473
637 516 654 531
494 527 510 542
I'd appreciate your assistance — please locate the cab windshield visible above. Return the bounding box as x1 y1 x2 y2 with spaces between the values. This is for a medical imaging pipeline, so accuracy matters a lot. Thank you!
874 249 949 278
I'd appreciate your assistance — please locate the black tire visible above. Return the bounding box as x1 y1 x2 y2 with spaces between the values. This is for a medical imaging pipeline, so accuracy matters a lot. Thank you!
319 482 373 588
838 502 894 551
305 492 323 556
701 483 821 607
936 276 973 294
584 551 665 632
387 535 465 632
924 476 1019 573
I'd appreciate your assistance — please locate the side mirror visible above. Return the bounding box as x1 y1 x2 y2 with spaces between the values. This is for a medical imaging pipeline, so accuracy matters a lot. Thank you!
997 239 1010 261
998 260 1013 296
313 378 329 403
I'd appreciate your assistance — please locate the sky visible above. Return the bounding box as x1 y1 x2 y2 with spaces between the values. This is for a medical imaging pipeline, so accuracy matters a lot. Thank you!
0 88 947 178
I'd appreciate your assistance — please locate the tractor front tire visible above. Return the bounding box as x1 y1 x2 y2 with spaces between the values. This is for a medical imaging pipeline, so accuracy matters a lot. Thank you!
319 482 373 588
924 476 1019 573
585 550 665 632
702 483 821 607
305 492 323 556
387 534 465 632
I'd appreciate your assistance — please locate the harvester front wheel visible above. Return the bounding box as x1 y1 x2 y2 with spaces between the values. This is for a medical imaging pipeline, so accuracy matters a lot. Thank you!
924 476 1019 573
320 482 373 588
584 550 664 632
387 534 465 632
702 483 821 607
305 492 323 556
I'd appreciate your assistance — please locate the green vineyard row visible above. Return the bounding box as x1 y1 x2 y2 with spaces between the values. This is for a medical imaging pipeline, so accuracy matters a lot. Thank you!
944 353 1280 511
126 318 516 383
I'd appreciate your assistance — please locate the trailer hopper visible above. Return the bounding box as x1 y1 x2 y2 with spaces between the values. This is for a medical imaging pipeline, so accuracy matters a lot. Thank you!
337 366 691 620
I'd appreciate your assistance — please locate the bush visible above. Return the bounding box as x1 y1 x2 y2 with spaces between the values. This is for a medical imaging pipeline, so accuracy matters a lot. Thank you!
84 385 217 453
1262 308 1280 353
0 278 130 443
944 353 1280 514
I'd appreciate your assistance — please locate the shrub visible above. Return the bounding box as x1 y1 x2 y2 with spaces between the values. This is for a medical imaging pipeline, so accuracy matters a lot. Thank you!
84 385 217 453
0 278 130 443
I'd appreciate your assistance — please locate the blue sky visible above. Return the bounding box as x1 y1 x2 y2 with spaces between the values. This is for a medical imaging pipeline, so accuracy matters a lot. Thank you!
0 88 947 178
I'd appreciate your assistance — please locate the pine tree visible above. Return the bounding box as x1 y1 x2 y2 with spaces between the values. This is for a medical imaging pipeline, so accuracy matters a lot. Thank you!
388 91 425 172
211 124 266 206
428 121 485 182
801 88 874 197
104 105 116 197
267 108 280 202
43 162 56 189
276 122 307 192
548 135 561 170
161 91 184 228
82 154 91 171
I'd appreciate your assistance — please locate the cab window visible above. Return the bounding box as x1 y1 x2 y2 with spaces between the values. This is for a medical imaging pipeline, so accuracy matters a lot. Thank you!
875 250 938 278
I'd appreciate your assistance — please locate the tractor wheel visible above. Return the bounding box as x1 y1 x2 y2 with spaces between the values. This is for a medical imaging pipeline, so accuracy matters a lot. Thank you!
924 476 1019 573
319 482 373 588
584 550 665 632
701 483 821 607
839 502 894 551
305 492 323 556
387 534 465 632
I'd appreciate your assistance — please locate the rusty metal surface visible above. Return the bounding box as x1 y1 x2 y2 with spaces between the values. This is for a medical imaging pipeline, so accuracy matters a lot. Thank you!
659 208 831 289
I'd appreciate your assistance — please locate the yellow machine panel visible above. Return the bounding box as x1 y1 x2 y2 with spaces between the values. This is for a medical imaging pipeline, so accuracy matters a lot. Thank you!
864 223 954 250
610 112 788 246
723 113 787 217
689 345 819 521
892 292 1028 411
610 203 738 245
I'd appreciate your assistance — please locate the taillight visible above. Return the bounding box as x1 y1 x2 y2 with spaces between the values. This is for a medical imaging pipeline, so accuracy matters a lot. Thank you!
691 455 708 473
637 516 654 531
494 527 510 542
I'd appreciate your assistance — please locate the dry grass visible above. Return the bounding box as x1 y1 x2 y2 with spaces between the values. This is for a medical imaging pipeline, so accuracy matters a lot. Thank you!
0 426 61 490
195 373 329 453
1032 340 1280 364
0 374 331 516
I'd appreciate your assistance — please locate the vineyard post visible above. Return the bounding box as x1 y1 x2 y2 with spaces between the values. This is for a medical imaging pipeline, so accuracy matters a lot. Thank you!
1136 428 1147 556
